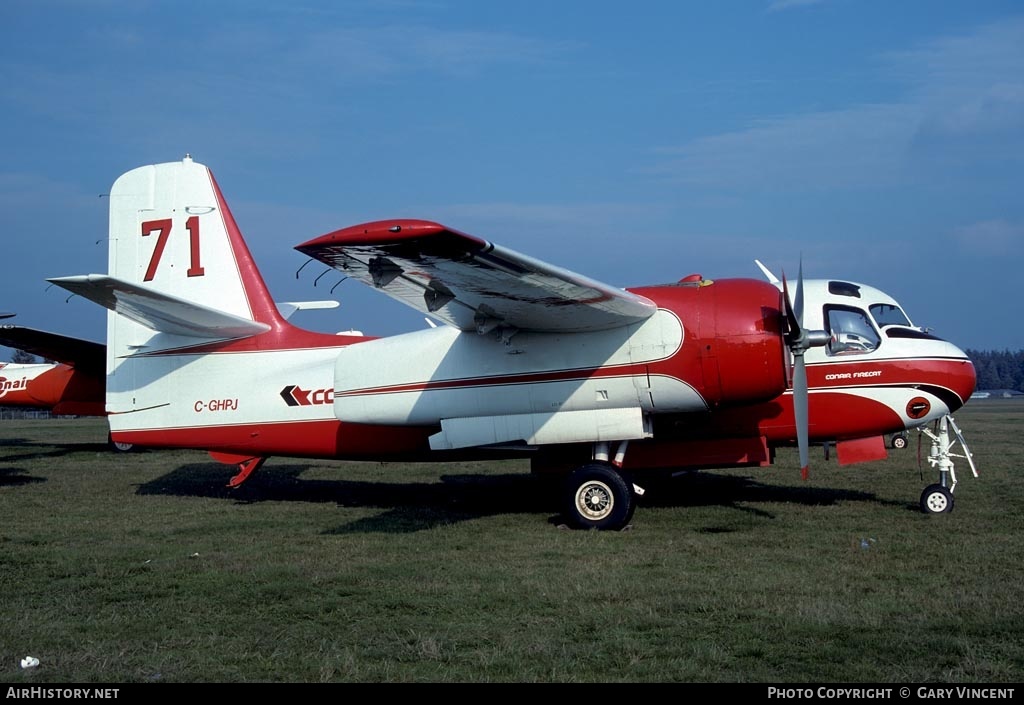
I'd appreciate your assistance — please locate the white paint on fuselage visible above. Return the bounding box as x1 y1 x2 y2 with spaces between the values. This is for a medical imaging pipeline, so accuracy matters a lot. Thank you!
106 345 341 432
332 309 705 425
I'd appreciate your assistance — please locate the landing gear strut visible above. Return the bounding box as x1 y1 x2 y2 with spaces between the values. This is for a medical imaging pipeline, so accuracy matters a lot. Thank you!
561 441 645 531
918 415 977 515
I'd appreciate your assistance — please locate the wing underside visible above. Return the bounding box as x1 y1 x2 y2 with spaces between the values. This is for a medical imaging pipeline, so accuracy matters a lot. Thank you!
0 325 105 374
296 220 656 333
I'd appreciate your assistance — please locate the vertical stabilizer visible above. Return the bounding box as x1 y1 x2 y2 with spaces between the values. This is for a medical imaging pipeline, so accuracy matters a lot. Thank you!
46 157 358 446
107 155 284 329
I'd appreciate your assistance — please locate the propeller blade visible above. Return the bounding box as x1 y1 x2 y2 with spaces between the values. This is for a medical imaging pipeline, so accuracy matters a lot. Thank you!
782 258 827 480
794 259 805 327
781 274 800 343
793 351 810 480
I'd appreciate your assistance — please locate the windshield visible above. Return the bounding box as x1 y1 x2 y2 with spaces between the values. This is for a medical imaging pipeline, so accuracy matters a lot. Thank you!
870 303 911 328
825 306 880 356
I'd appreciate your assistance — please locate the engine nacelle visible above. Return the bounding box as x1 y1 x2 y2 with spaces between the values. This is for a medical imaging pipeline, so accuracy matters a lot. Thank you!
637 278 789 407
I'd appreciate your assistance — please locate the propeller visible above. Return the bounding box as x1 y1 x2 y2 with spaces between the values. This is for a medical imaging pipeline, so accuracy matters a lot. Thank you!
782 261 830 479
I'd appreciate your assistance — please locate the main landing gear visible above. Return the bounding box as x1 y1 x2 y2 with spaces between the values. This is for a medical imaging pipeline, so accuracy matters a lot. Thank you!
918 415 977 515
107 433 134 453
562 441 645 531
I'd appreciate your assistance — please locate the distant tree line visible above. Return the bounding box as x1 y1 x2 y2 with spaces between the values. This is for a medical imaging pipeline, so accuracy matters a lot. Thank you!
967 349 1024 391
11 350 37 364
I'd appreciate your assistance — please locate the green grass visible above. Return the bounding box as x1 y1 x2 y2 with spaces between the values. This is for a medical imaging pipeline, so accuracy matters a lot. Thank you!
1 403 1023 683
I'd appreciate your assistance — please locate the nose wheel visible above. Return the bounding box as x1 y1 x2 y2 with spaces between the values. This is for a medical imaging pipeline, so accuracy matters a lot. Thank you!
920 484 954 514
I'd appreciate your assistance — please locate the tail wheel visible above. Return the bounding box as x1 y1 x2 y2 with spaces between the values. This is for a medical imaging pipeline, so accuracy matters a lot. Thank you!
563 463 635 531
920 484 954 514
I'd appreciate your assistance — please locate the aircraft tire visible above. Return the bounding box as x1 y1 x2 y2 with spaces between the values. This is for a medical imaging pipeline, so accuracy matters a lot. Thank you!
108 433 134 453
563 463 635 531
891 432 909 450
920 484 954 514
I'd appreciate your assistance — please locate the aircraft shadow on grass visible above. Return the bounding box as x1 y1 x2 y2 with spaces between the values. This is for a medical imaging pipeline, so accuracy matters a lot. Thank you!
0 436 118 488
135 462 903 533
0 437 110 464
0 466 46 487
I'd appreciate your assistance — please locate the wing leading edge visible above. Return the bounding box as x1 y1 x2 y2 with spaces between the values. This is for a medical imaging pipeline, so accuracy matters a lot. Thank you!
296 220 656 333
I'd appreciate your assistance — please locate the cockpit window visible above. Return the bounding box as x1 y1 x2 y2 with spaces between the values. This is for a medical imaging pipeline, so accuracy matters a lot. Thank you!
828 281 861 298
825 305 880 356
869 303 911 328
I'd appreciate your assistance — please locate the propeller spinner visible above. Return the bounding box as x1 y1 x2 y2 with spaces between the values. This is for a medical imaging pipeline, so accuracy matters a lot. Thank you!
782 263 830 478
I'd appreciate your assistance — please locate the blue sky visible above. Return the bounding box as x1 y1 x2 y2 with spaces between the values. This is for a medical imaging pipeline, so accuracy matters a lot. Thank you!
2 0 1022 360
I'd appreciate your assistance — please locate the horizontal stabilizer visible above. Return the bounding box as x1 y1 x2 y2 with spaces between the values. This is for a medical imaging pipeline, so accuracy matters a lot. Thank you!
276 300 340 320
48 274 270 339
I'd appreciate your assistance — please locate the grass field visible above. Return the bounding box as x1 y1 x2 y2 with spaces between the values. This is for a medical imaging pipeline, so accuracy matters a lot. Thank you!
2 402 1023 683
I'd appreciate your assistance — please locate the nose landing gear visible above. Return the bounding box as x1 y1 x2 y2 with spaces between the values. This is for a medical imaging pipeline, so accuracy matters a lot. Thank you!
918 415 977 514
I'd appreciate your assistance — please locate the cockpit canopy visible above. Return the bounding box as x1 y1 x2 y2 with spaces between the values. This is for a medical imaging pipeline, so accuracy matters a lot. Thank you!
803 280 930 357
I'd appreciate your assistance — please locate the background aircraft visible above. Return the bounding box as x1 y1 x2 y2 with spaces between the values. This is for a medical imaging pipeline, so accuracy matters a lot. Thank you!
50 157 977 529
0 318 106 418
0 317 136 451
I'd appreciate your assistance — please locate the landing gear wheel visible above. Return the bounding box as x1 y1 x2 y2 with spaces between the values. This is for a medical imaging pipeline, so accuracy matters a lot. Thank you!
891 432 908 450
108 433 134 453
563 463 635 531
920 484 954 514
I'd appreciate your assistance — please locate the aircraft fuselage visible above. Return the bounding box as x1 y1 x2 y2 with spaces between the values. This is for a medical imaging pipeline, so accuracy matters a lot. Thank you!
105 276 974 473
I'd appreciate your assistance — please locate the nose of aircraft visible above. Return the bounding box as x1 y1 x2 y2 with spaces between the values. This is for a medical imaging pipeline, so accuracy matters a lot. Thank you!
946 343 977 411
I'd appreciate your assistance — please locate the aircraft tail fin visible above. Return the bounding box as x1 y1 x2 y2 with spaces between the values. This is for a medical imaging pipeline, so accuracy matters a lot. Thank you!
51 156 288 354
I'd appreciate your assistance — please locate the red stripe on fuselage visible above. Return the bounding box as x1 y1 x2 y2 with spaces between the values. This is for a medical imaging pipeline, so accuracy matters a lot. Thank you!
334 364 654 397
808 356 975 404
658 389 914 445
112 418 435 459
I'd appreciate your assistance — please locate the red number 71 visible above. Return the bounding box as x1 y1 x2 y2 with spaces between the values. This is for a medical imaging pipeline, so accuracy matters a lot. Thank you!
141 216 205 281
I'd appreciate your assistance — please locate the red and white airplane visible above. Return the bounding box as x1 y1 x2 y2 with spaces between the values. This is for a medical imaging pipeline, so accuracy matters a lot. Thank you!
48 157 977 529
0 319 106 419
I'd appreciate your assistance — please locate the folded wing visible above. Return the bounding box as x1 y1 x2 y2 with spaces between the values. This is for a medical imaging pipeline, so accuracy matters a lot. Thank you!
296 220 656 333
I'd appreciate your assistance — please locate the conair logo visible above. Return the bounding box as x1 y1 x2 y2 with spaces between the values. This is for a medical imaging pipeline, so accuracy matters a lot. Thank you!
0 376 28 399
280 385 334 406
